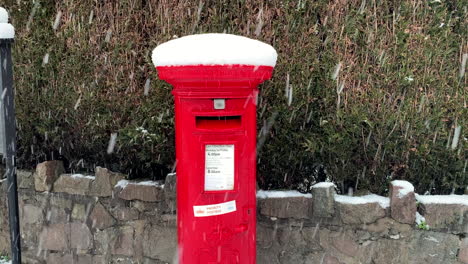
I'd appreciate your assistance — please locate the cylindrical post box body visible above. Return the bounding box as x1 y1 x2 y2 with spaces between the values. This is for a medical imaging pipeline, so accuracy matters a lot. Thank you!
157 65 273 264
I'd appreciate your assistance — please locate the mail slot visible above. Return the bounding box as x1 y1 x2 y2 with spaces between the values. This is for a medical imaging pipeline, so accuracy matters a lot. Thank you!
196 116 242 130
152 33 277 264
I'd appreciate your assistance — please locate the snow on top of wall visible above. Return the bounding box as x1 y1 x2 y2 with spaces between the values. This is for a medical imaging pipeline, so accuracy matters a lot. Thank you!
134 180 164 187
416 194 468 206
0 23 14 39
0 7 14 39
257 190 312 199
71 174 95 180
335 194 390 208
415 212 426 225
115 179 129 189
312 182 336 188
152 33 277 67
0 7 8 23
391 180 414 198
114 179 163 189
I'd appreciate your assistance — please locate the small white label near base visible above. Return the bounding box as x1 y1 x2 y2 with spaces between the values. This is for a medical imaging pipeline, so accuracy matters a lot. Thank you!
193 200 236 217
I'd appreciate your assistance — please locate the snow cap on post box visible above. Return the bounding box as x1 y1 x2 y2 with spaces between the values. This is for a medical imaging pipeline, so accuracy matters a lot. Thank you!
0 7 15 39
152 34 277 87
152 33 277 67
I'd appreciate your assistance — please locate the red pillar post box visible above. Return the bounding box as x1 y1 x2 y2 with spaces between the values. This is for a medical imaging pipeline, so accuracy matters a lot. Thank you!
152 34 277 264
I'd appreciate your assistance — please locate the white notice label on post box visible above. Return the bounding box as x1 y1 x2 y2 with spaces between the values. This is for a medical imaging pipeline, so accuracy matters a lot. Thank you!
193 200 237 217
205 144 234 191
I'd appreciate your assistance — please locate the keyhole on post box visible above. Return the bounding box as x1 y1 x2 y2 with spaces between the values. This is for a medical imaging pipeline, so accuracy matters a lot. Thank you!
214 99 225 110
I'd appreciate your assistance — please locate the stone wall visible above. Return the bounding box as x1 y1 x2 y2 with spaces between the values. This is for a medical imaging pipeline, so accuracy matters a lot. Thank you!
0 161 466 264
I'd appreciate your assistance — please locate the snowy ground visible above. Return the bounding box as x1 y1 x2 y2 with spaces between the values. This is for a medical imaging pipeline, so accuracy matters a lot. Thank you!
0 259 11 264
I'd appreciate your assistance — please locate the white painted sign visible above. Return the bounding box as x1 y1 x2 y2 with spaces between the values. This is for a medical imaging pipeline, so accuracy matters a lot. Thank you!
205 144 234 191
193 200 236 217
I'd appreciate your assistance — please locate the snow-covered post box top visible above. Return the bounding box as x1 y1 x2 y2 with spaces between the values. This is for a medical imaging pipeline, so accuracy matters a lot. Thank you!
0 7 15 39
151 33 277 89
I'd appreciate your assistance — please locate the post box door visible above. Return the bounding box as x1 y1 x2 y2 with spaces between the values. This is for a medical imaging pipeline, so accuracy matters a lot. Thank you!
176 96 257 264
193 133 254 264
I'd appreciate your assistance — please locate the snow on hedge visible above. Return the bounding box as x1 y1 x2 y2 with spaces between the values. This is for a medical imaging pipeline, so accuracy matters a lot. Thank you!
0 7 14 39
152 33 277 67
391 180 414 198
335 194 390 208
416 194 468 206
257 190 312 199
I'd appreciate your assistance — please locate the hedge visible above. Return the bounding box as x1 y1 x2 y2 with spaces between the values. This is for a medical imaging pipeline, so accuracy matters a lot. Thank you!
2 0 466 194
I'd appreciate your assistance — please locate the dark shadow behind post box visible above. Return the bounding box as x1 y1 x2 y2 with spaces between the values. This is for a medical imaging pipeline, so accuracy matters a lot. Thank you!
156 65 274 264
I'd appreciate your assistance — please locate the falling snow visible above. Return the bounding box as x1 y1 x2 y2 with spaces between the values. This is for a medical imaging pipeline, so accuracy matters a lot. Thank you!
107 133 117 154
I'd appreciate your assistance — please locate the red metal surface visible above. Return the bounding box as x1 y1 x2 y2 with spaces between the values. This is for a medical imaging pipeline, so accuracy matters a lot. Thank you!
156 65 274 264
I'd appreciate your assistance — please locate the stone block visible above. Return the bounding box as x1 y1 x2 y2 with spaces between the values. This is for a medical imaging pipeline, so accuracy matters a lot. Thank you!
17 169 34 189
133 220 147 262
34 160 64 192
460 247 468 263
258 197 312 219
164 173 176 211
420 203 468 234
21 204 43 225
21 256 42 264
111 226 134 256
92 255 106 264
46 207 69 223
371 239 409 263
363 217 413 238
72 203 88 221
323 255 344 264
312 182 336 218
53 174 94 195
408 231 460 263
47 253 73 264
331 235 359 257
89 167 125 197
89 202 116 230
94 229 112 255
390 180 416 224
49 194 73 209
70 222 93 250
76 254 92 264
0 234 10 255
336 200 387 225
132 200 159 212
115 180 164 202
112 207 140 221
39 223 69 251
143 225 177 262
